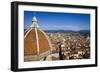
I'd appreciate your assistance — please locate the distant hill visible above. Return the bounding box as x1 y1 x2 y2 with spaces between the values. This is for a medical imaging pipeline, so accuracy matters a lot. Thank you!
44 30 90 33
44 30 90 37
78 30 90 37
44 30 75 33
25 29 90 33
24 29 90 37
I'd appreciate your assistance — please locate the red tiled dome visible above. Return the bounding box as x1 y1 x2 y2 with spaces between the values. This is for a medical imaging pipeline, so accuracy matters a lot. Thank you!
24 16 51 61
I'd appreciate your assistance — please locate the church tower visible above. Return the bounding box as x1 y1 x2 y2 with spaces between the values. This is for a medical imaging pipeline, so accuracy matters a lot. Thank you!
24 15 51 61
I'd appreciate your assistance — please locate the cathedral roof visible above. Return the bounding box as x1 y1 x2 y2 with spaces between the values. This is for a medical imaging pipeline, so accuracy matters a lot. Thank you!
24 16 51 61
24 28 51 55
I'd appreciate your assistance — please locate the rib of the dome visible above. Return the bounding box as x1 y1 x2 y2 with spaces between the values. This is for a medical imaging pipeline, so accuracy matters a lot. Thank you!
37 29 51 53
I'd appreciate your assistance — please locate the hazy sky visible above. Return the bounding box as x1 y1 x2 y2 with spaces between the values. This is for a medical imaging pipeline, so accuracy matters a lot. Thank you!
24 11 90 31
